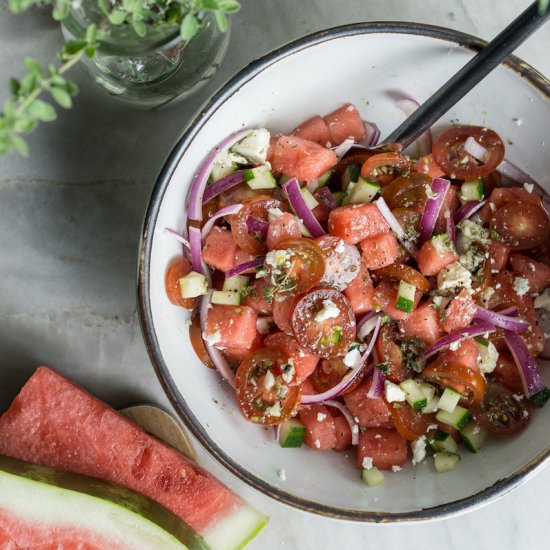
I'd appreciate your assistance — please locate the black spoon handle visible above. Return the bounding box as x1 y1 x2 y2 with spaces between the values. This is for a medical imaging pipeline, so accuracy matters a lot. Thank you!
384 1 550 147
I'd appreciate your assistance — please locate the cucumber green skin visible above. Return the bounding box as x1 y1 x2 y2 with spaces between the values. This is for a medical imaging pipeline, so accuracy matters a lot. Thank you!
395 296 414 314
0 455 210 550
280 427 306 448
436 407 471 431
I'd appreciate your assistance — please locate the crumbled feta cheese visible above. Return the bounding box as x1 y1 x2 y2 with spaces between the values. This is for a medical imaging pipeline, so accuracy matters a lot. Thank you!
479 286 495 307
314 438 321 449
411 436 427 465
362 456 374 470
522 409 529 419
523 182 534 193
268 402 281 417
432 295 451 309
391 465 402 472
459 220 490 249
211 152 247 181
262 370 275 390
314 299 340 322
203 331 221 346
449 340 460 351
267 207 285 222
354 416 360 424
513 393 524 402
514 117 523 126
534 289 550 310
335 239 346 254
424 184 439 199
459 246 486 272
281 361 295 384
374 433 381 439
437 262 472 295
343 347 362 368
265 249 287 268
351 424 359 435
277 468 287 481
317 412 327 422
477 341 499 375
513 277 530 297
384 380 406 403
232 128 271 164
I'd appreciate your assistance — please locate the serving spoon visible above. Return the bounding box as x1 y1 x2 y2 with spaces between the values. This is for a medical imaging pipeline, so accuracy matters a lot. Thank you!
357 1 550 153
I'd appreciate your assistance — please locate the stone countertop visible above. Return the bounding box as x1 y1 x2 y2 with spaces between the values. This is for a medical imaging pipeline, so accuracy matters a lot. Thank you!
0 1 548 548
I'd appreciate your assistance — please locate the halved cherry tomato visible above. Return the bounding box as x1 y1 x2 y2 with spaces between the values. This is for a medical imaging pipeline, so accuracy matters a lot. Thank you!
375 324 410 383
292 287 356 358
391 208 422 234
471 383 530 437
382 172 431 210
165 256 195 309
236 348 302 425
189 315 213 368
374 263 431 294
432 125 505 178
218 182 274 210
491 200 550 250
271 238 326 295
422 359 485 403
333 151 373 185
388 402 435 441
360 153 411 185
231 196 286 254
309 356 369 395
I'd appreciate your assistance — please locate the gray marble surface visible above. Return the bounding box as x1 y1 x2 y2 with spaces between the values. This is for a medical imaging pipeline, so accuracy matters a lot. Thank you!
0 1 549 549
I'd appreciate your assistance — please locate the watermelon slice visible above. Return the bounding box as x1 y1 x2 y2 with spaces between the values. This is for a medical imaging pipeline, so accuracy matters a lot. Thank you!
0 455 209 550
0 367 267 550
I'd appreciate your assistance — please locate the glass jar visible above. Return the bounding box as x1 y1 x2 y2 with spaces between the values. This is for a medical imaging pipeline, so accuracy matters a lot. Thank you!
62 4 231 109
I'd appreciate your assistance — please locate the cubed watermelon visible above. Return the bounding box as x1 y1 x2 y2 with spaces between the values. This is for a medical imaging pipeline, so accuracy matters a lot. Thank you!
440 290 477 333
398 300 442 345
298 405 337 451
323 104 365 146
488 240 510 271
264 332 319 380
242 277 274 315
416 240 458 277
328 203 390 244
344 261 376 315
205 305 257 349
332 414 353 451
360 232 399 270
343 380 392 428
441 338 479 371
412 154 445 179
271 135 337 183
0 368 267 550
481 187 542 221
222 333 264 365
292 115 331 147
510 253 550 293
202 226 239 273
266 213 301 250
356 429 408 471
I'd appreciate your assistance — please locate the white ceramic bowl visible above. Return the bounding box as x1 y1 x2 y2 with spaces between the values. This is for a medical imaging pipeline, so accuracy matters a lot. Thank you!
138 23 550 521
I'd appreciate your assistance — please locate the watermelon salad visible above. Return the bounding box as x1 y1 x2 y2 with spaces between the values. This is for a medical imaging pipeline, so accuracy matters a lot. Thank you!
165 102 550 486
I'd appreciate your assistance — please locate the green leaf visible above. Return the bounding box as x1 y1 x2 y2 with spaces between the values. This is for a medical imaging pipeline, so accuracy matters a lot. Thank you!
13 116 37 133
180 13 199 40
65 80 79 96
24 57 43 77
217 0 240 13
20 73 37 95
8 0 25 14
202 0 219 8
108 10 127 25
10 134 29 156
132 19 147 37
62 39 87 58
97 0 109 14
9 78 21 96
85 45 97 58
52 0 70 20
27 99 57 122
214 10 228 32
50 87 73 108
86 24 98 44
50 74 67 87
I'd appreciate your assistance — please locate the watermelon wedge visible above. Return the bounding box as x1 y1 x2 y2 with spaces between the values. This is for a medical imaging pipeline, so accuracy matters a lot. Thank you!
0 367 268 550
0 455 209 550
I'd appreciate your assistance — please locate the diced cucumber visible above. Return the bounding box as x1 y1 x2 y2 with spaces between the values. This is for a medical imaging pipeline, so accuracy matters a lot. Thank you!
332 191 345 206
460 178 484 202
421 396 439 414
428 431 458 453
430 233 455 255
436 405 471 431
531 387 550 407
244 165 277 190
279 419 306 448
211 290 242 306
400 379 428 410
395 280 416 314
232 128 270 164
308 170 333 194
418 382 436 401
460 421 488 453
343 177 380 205
341 164 361 188
474 336 490 347
361 466 385 487
301 188 319 210
223 275 250 293
211 152 247 182
434 452 460 473
178 271 208 299
437 387 462 413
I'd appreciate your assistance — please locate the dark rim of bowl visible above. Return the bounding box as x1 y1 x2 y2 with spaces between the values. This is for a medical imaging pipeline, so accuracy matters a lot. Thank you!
138 21 550 522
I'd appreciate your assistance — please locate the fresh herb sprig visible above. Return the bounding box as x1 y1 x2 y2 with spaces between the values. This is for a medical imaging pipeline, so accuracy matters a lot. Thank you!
1 0 239 157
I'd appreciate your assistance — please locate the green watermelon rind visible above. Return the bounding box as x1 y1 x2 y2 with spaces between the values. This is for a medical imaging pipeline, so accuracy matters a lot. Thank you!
0 455 211 550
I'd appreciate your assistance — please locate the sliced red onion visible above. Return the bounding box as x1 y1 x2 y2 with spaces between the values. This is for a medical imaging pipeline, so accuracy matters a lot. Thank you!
315 186 337 212
361 121 381 147
246 215 270 236
256 316 274 335
283 177 325 238
164 227 190 250
200 204 243 240
422 321 496 360
375 197 417 255
189 226 203 274
323 400 359 445
475 306 529 333
445 209 456 243
203 170 245 204
200 291 236 388
418 177 450 247
503 329 545 397
453 199 487 225
463 136 488 163
187 129 251 222
357 311 382 342
395 98 432 156
497 159 539 187
225 257 265 278
333 138 355 160
367 368 386 399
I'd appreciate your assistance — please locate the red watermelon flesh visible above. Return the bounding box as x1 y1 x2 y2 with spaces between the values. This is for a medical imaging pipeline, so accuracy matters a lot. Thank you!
0 367 267 550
